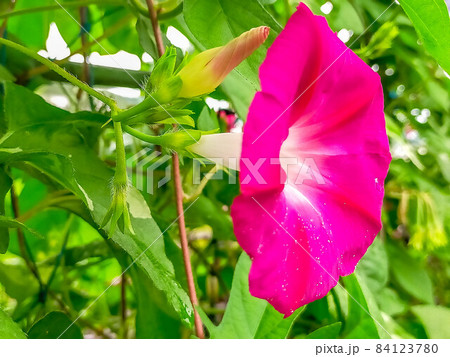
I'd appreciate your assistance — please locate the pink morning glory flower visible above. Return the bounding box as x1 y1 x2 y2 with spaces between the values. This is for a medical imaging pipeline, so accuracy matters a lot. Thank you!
230 3 391 316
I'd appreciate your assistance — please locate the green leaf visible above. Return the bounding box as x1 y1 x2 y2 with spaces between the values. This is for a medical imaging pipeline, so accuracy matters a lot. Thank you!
0 259 39 302
196 106 219 131
387 242 434 304
398 0 450 73
183 0 282 90
220 74 256 119
356 237 388 293
0 308 26 339
375 288 407 316
28 311 83 339
184 196 234 240
6 0 79 50
102 6 141 55
0 82 194 326
411 305 450 339
341 273 390 339
0 215 45 240
136 15 171 59
130 266 182 338
0 65 16 82
306 322 342 339
200 253 301 339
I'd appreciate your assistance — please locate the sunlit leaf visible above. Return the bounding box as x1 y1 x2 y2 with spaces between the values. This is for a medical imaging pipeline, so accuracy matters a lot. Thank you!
398 0 450 73
0 307 26 339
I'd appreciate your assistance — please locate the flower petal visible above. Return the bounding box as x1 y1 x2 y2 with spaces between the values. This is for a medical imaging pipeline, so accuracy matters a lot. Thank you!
231 3 391 315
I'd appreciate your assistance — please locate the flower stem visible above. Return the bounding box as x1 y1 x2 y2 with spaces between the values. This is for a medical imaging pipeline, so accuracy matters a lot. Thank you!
145 0 205 339
11 184 44 293
114 121 128 188
0 37 118 111
112 95 160 122
123 125 163 145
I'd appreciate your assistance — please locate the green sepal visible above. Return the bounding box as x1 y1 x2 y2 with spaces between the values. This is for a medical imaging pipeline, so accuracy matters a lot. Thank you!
146 46 178 94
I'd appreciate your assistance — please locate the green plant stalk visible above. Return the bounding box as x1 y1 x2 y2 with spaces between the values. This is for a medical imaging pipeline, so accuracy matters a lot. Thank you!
0 37 118 110
45 214 74 292
123 125 162 145
331 288 345 330
10 185 44 292
112 95 161 122
114 122 128 188
0 0 125 19
145 0 205 340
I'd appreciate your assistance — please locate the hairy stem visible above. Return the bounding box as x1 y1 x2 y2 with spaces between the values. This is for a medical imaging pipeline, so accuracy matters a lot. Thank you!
114 121 128 187
112 95 160 122
145 0 204 339
0 37 118 110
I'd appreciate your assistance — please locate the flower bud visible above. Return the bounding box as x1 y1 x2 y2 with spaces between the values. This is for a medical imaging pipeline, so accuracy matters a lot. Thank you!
177 26 270 98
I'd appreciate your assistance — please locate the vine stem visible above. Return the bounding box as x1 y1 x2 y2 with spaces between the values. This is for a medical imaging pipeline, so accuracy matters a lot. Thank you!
77 6 91 104
145 0 165 56
0 37 118 111
113 121 128 186
121 274 128 338
10 185 44 292
0 0 16 38
145 0 205 339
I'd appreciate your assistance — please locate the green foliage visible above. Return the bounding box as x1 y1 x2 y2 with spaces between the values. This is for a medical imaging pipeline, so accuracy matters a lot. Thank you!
411 305 450 339
306 322 342 339
199 253 301 339
28 311 83 339
341 273 390 339
0 308 27 339
1 82 194 327
184 0 282 90
398 0 450 73
387 242 434 304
